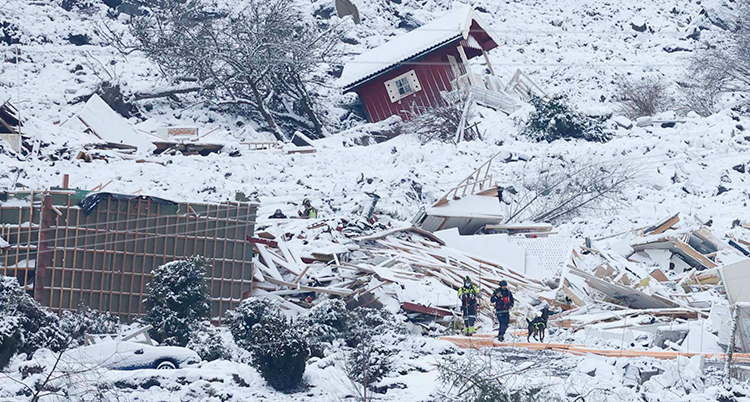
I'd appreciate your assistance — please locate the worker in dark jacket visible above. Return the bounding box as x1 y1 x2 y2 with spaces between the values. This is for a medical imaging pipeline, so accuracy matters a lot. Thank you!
490 280 514 341
458 276 480 336
268 209 287 219
298 198 318 219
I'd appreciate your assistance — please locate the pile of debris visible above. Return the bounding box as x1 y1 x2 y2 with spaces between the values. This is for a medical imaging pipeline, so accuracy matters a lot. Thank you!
250 207 750 359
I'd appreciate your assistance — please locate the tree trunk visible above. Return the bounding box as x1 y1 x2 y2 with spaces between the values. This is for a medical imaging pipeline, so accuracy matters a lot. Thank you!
250 80 285 141
291 72 323 137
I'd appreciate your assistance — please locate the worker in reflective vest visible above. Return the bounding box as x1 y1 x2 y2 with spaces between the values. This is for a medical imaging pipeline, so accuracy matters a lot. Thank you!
458 276 480 336
490 280 514 341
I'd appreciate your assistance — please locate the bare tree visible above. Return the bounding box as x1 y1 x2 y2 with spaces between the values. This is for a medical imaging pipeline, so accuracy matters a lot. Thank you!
120 0 341 139
501 161 635 224
616 76 671 118
689 0 750 112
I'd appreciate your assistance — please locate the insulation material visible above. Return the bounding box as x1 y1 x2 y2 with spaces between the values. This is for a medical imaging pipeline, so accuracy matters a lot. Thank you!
508 236 579 278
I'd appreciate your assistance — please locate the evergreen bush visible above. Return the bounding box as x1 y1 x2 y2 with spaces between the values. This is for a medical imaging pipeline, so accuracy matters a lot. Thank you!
225 298 310 391
143 256 211 346
521 95 609 143
299 298 349 357
0 276 67 369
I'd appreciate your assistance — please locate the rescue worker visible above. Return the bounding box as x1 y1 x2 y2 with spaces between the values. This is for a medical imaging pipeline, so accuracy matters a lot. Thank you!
458 276 480 336
490 280 514 341
268 209 287 219
298 198 318 219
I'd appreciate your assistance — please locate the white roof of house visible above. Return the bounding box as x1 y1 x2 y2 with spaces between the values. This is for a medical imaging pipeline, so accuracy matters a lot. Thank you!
338 5 500 90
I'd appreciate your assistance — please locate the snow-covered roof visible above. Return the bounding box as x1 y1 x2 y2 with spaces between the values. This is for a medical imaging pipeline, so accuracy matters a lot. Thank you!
338 5 500 90
61 94 154 152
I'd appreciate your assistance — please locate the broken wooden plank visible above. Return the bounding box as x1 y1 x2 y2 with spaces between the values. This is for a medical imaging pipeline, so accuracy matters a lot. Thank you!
642 213 680 236
401 302 455 317
255 246 284 281
263 276 353 297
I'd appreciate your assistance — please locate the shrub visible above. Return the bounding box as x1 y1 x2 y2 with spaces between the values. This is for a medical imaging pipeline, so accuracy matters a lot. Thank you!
344 341 394 386
142 256 211 346
521 95 609 143
616 76 671 118
0 276 67 368
299 299 349 357
225 298 309 391
60 306 120 346
186 323 229 362
345 307 405 347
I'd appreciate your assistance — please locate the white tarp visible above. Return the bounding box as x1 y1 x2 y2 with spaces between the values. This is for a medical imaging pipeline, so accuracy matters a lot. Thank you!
62 94 154 152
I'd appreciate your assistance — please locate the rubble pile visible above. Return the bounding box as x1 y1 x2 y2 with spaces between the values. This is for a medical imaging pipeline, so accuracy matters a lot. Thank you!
253 210 750 359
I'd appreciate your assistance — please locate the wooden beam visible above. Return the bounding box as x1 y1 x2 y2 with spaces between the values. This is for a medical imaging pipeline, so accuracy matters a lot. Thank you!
401 302 455 317
481 48 495 76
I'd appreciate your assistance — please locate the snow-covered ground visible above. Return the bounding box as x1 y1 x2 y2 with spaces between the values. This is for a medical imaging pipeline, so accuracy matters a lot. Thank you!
2 0 750 400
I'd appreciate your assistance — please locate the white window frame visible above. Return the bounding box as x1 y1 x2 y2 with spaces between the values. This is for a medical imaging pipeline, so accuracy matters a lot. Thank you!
384 70 422 103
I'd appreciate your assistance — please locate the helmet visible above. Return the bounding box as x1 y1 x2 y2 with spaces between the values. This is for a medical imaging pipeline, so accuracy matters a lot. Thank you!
499 280 508 287
303 198 311 206
275 209 282 214
463 276 472 286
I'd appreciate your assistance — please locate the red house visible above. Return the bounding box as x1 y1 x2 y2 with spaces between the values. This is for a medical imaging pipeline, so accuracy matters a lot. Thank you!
338 5 513 123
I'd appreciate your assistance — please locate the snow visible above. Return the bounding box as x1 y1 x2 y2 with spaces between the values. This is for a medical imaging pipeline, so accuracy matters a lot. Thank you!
338 4 477 89
61 94 155 152
0 235 8 249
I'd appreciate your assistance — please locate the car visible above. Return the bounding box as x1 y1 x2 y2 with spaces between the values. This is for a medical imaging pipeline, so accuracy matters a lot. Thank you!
61 342 201 371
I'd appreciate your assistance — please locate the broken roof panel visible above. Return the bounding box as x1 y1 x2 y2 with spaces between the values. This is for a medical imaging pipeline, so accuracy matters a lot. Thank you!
338 5 500 90
62 94 154 152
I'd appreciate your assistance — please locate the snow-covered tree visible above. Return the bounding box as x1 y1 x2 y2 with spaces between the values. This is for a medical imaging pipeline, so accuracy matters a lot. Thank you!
225 297 309 391
143 256 211 347
0 276 67 369
123 0 340 139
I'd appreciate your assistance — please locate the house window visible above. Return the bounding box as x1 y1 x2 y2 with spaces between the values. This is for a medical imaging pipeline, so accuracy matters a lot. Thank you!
384 70 422 103
395 76 413 96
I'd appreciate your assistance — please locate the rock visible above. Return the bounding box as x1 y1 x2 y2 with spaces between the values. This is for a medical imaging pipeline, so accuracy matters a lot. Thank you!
636 116 653 127
67 34 89 46
663 46 692 53
686 26 701 40
631 16 647 32
660 122 677 128
313 3 335 19
613 115 633 129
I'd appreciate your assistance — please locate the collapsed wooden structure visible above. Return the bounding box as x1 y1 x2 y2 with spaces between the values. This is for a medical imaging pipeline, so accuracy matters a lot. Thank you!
0 189 258 321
